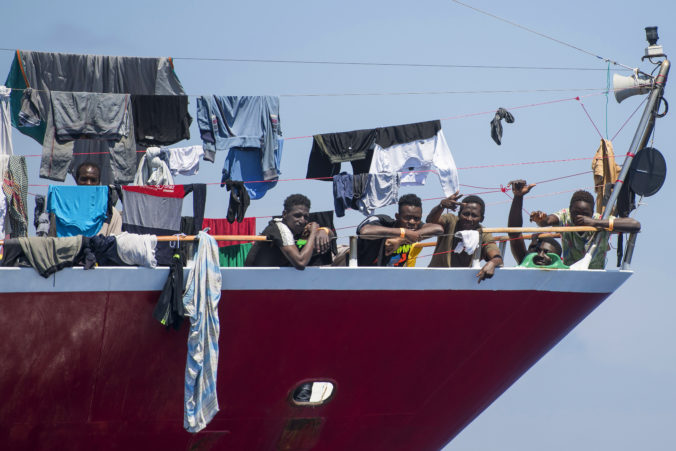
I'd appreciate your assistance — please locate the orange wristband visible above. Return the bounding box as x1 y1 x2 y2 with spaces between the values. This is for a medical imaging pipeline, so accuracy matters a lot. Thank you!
400 228 406 238
607 218 614 232
318 227 331 234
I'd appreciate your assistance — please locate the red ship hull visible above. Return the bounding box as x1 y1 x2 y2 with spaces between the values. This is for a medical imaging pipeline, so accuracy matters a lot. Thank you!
0 266 631 450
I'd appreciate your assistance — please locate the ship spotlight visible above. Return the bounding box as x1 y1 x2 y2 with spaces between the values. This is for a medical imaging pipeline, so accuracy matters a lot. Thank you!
613 72 653 103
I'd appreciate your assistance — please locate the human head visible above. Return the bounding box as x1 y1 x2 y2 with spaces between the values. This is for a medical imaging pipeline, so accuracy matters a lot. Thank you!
528 235 562 266
457 195 485 230
396 194 423 230
75 162 101 186
282 194 311 235
569 190 595 221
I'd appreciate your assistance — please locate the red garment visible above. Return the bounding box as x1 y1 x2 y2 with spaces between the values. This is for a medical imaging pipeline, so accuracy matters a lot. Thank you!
202 217 256 247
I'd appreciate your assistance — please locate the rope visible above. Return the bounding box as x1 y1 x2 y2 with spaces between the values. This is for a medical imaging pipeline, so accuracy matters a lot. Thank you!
450 0 638 73
576 97 604 140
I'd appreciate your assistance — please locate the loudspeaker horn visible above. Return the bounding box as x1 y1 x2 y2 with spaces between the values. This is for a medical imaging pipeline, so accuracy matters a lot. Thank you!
613 72 653 103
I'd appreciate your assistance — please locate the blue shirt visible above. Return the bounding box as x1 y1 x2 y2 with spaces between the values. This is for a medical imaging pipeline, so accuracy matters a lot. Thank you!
47 185 108 237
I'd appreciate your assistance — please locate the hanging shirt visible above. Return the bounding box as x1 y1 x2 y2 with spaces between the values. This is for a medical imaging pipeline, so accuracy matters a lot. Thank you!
0 86 13 155
369 122 459 197
47 185 109 237
357 173 400 216
196 95 282 180
591 139 621 215
333 172 353 218
130 94 191 147
220 140 283 200
163 145 204 176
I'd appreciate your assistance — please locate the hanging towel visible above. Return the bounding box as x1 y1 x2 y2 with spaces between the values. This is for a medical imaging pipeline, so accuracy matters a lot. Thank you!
2 155 28 237
202 217 256 247
591 139 621 215
130 94 191 147
47 185 109 237
115 231 157 267
0 86 12 155
490 107 515 145
133 147 174 186
357 173 400 216
453 230 480 255
164 145 204 176
182 231 221 433
195 95 282 180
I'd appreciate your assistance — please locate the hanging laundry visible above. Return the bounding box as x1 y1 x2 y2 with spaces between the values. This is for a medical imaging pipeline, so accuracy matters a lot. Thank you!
196 95 283 179
19 89 138 183
5 50 185 144
306 129 376 179
47 185 109 237
85 235 127 266
121 184 206 265
1 236 83 277
0 86 12 155
218 242 253 267
133 147 174 186
33 195 49 236
369 120 459 196
163 145 204 176
490 107 515 145
182 231 221 434
333 172 354 217
220 141 283 200
153 252 185 329
357 173 401 216
202 217 256 247
130 94 191 147
223 180 250 223
591 138 621 215
0 155 8 239
115 231 158 267
2 155 28 237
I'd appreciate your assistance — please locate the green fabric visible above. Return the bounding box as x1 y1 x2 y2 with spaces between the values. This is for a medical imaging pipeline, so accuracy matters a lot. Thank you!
518 253 569 269
5 54 46 143
218 242 253 267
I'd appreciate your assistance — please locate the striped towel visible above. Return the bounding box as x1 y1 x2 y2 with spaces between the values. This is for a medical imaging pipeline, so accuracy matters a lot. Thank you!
182 230 222 433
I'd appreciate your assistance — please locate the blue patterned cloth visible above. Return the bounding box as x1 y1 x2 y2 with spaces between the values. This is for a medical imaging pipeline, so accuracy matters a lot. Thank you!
182 231 222 433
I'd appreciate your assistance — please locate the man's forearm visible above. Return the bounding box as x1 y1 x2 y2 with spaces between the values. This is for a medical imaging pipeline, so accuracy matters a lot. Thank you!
426 204 445 224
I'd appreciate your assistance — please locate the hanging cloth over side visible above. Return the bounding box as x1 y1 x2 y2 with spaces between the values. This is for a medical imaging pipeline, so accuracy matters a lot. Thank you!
1 236 84 277
182 230 222 433
490 107 515 145
4 50 185 145
2 155 28 237
153 252 185 329
202 217 256 247
0 86 13 155
133 147 174 186
195 95 282 180
591 138 621 215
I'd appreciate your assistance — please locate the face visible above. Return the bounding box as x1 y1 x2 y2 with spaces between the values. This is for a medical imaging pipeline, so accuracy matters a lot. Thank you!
282 204 310 236
76 166 100 185
570 200 593 223
531 240 559 266
395 204 423 230
457 202 483 230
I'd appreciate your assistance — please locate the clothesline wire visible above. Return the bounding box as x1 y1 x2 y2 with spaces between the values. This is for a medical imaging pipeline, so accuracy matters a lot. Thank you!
0 47 634 72
449 0 640 73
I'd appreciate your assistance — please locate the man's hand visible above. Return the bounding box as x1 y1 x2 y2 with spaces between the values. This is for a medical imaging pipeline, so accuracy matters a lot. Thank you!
573 214 595 227
404 229 422 243
509 180 536 197
314 227 331 254
529 211 548 226
384 238 405 255
476 260 497 284
439 190 463 211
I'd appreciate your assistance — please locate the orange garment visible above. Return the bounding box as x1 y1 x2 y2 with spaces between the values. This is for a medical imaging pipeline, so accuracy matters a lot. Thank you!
591 139 621 215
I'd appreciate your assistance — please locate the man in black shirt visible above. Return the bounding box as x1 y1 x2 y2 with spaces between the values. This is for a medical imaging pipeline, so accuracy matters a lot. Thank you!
356 193 443 266
245 194 333 269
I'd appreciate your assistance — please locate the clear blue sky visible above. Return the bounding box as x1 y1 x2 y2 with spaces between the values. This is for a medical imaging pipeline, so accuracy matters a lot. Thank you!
2 1 674 449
